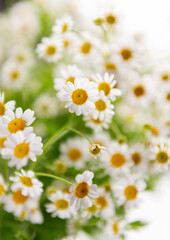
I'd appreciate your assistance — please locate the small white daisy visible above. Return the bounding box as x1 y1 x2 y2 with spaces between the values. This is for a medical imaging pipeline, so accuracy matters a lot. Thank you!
0 174 7 202
0 107 35 135
45 190 75 219
1 130 43 169
93 90 115 121
10 169 43 198
27 207 43 224
0 92 15 118
63 78 98 116
106 218 126 240
59 137 89 169
52 14 74 35
68 171 98 210
93 72 121 101
36 36 63 63
89 144 105 158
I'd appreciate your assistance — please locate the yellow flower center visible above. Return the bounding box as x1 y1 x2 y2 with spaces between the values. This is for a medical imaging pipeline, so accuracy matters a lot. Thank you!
17 55 24 62
133 85 145 97
106 14 116 25
161 73 169 81
131 152 141 165
156 151 169 164
91 117 103 124
124 185 138 200
13 190 28 204
96 196 107 209
66 76 75 84
71 89 88 105
20 176 33 187
0 137 7 148
55 199 69 210
62 23 68 33
87 204 97 214
90 145 101 155
75 182 89 198
98 82 111 96
46 45 56 55
166 92 170 101
68 148 82 161
113 221 119 235
95 99 106 111
55 160 67 174
0 102 5 116
120 48 133 61
14 142 29 158
110 153 126 168
151 126 159 136
105 62 117 71
11 71 19 80
0 185 5 196
81 42 92 54
8 118 26 133
64 39 69 48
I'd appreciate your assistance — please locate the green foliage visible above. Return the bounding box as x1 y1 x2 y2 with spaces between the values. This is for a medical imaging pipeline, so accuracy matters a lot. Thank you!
126 220 148 230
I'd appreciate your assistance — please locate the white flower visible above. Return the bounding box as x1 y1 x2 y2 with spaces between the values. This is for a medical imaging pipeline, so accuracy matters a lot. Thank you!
0 92 15 118
114 177 146 208
36 36 63 63
106 219 126 240
27 207 43 224
52 14 74 35
0 107 35 135
93 91 115 121
93 72 121 101
9 169 43 198
0 174 7 202
89 144 105 158
59 137 90 169
63 78 98 116
45 191 75 219
54 64 81 100
68 171 98 210
1 130 43 169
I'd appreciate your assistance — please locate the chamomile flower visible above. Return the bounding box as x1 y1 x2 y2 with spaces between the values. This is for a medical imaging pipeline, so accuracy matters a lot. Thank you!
54 64 81 100
101 141 130 177
0 107 35 136
68 171 98 210
1 130 43 169
1 60 27 90
114 177 146 208
45 191 75 219
0 174 7 202
52 14 74 35
0 92 15 118
106 218 126 240
150 137 170 171
89 144 105 158
27 207 43 224
10 169 43 198
36 36 63 63
82 200 99 218
63 78 98 116
10 46 33 67
93 72 121 101
93 90 115 121
59 137 89 169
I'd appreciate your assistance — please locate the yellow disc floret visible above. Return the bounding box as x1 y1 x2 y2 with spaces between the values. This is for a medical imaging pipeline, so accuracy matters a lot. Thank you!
55 199 69 210
68 148 82 161
14 143 29 158
124 185 138 200
110 153 126 168
13 190 28 204
75 182 89 198
98 82 111 96
20 176 33 187
8 118 26 133
71 89 88 105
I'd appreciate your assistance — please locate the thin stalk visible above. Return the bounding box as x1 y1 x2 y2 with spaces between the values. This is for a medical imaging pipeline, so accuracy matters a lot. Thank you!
110 121 127 143
68 127 93 145
35 172 74 186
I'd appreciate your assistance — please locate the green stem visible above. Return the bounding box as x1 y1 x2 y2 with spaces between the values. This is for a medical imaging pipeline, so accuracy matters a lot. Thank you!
68 127 93 145
110 121 127 143
35 172 74 186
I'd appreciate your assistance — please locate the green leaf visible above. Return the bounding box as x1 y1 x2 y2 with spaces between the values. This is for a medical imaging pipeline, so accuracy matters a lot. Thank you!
126 221 148 230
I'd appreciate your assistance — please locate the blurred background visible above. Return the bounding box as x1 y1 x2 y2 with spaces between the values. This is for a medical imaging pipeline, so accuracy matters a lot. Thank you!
1 0 170 239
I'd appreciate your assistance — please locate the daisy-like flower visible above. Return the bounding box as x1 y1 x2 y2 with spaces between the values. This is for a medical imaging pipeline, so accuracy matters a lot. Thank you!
89 144 105 158
63 78 98 116
27 207 43 224
0 107 35 136
114 177 146 208
9 169 43 198
93 90 115 121
52 14 74 35
101 141 130 177
54 64 81 100
150 138 170 171
93 72 121 101
1 60 27 90
82 200 99 219
106 218 126 240
0 92 15 118
1 130 43 169
59 137 89 169
68 171 98 210
36 36 63 63
45 191 75 219
0 174 7 202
